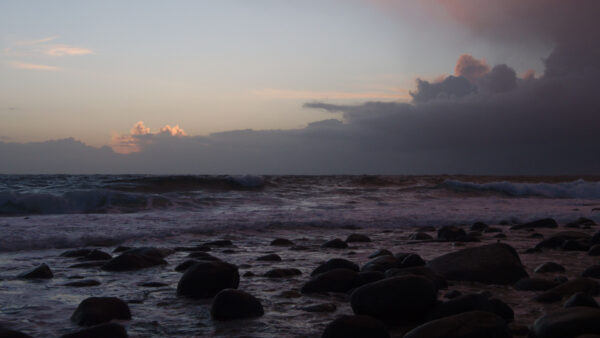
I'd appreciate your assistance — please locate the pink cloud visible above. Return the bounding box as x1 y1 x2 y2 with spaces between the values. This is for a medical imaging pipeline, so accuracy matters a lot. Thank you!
111 121 187 154
454 54 490 81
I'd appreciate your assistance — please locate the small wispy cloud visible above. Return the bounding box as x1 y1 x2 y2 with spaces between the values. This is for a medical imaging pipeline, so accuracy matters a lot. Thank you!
44 45 94 56
15 36 59 46
10 61 60 71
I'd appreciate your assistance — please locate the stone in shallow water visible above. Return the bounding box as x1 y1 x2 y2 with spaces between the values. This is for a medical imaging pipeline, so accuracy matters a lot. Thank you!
18 263 53 279
437 225 467 241
187 252 220 260
270 238 294 246
311 258 359 276
263 268 301 278
60 249 92 257
0 326 32 338
210 289 264 320
175 259 200 272
177 261 239 298
368 249 393 259
514 277 561 291
322 238 348 249
71 297 131 326
300 303 337 313
409 232 433 240
564 292 599 308
204 239 233 247
534 262 566 273
534 278 600 303
101 247 168 271
321 315 389 338
64 279 101 287
302 268 360 294
60 323 127 338
532 307 600 338
78 249 111 261
404 311 511 338
256 253 281 262
345 234 371 243
510 218 558 230
582 265 600 279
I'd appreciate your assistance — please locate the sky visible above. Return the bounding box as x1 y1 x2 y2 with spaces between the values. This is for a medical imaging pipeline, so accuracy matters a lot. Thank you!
1 0 598 174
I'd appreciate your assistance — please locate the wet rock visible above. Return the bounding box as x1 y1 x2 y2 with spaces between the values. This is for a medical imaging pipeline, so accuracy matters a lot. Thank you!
566 217 597 228
256 253 282 262
564 292 599 308
64 279 101 287
173 245 211 252
139 282 168 287
404 311 510 338
400 253 426 268
535 231 589 250
101 247 169 271
264 268 302 278
78 250 111 261
302 268 360 293
0 326 32 338
514 277 561 291
60 323 127 338
112 246 131 253
277 290 301 298
204 239 233 247
243 271 255 277
592 231 600 244
409 232 433 240
532 307 600 338
563 239 591 251
270 238 294 246
312 258 359 276
530 232 544 238
470 222 488 231
71 297 131 326
582 265 600 279
61 249 92 258
187 252 220 260
534 278 600 303
177 261 239 298
361 255 399 272
69 261 106 269
368 249 393 259
588 245 600 256
484 227 503 233
322 239 348 249
322 315 390 338
445 290 462 299
535 262 566 273
301 303 337 313
345 234 371 243
289 245 309 251
437 226 467 241
211 289 264 320
18 263 53 279
493 233 507 239
510 218 558 230
426 243 528 285
385 266 447 290
426 293 513 323
490 298 514 323
175 260 200 272
350 275 437 323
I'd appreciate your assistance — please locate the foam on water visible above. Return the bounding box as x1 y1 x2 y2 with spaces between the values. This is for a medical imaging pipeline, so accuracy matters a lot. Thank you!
441 178 600 198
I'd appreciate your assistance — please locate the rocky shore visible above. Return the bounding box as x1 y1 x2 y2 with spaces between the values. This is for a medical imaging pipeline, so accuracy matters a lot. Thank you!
1 217 600 337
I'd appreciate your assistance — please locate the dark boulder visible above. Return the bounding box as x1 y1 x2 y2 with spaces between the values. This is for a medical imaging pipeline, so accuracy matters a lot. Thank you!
210 289 264 320
79 250 111 261
361 255 399 272
400 254 426 268
177 261 239 298
368 249 393 259
535 262 566 274
18 263 53 279
471 222 488 231
385 266 447 290
101 247 168 271
64 279 101 287
204 239 233 247
175 259 199 272
484 227 503 233
187 252 220 260
445 290 462 299
345 234 371 243
60 323 127 338
534 231 589 250
0 327 32 338
588 245 600 256
404 311 511 338
322 239 348 249
566 217 596 228
302 268 364 294
71 297 131 326
426 243 528 284
534 278 600 303
510 218 558 230
270 238 294 246
409 232 434 241
256 253 281 262
322 315 389 338
426 293 513 323
564 292 599 308
61 249 93 258
582 265 600 279
312 258 359 276
514 278 561 291
532 307 600 338
264 268 302 278
350 275 437 323
437 226 467 241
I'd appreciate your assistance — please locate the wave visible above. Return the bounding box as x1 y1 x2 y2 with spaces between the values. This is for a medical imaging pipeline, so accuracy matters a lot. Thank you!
106 175 265 193
441 179 600 199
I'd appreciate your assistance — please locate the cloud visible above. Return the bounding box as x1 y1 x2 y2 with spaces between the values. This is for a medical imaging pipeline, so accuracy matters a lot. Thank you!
409 75 476 103
44 45 94 56
9 61 60 71
252 88 409 101
130 121 150 135
111 121 187 154
15 36 58 46
454 54 490 81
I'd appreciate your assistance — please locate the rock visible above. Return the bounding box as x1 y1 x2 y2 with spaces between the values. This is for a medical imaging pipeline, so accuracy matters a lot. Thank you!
564 292 599 308
589 245 600 256
256 253 282 262
204 239 233 247
301 303 337 313
69 262 106 269
302 268 360 293
535 262 566 273
264 268 302 278
210 289 264 320
400 254 426 268
64 279 101 287
79 250 111 261
582 265 600 279
243 271 255 277
187 252 220 260
350 275 437 323
345 234 371 243
426 243 528 285
289 245 309 251
534 278 600 303
270 238 294 246
175 259 200 272
112 246 131 253
409 232 434 240
18 263 53 279
437 226 467 241
0 327 32 338
177 261 239 298
59 323 127 338
471 222 488 231
173 245 211 252
535 231 589 250
532 307 600 338
445 290 462 299
311 258 359 276
493 233 507 239
322 239 348 249
404 311 511 338
101 247 168 271
71 297 131 326
514 278 561 291
566 218 597 228
510 218 558 230
139 282 168 287
484 227 503 233
563 239 591 251
368 249 393 259
426 293 512 323
61 249 92 258
277 290 302 298
592 231 600 244
490 298 514 323
361 255 399 272
530 232 544 238
322 315 390 338
385 266 448 290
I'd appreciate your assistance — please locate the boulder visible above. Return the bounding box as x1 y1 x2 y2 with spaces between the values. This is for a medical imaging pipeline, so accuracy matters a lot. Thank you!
345 234 371 243
437 226 467 241
59 323 127 338
264 268 302 278
426 243 528 284
535 262 566 274
79 250 111 261
514 278 561 291
534 278 600 303
256 254 281 262
532 307 600 338
270 238 294 246
187 252 220 260
18 263 53 279
385 266 448 290
204 239 233 247
177 261 239 298
582 265 600 279
510 218 558 230
471 222 488 231
0 327 32 338
101 247 168 271
64 279 101 287
311 258 359 276
404 311 511 338
211 289 264 320
361 255 399 272
588 245 600 256
175 259 199 272
426 293 513 323
566 218 596 228
350 275 437 323
409 232 433 241
534 231 589 250
564 292 599 308
301 268 380 294
322 239 348 249
71 297 131 326
321 315 389 338
60 249 93 258
368 249 393 259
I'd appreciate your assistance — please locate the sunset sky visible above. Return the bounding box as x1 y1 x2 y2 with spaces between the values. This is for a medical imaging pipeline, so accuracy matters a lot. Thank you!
1 1 598 174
